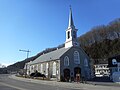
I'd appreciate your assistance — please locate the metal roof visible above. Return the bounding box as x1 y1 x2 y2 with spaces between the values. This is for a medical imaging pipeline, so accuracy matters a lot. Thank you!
30 47 71 64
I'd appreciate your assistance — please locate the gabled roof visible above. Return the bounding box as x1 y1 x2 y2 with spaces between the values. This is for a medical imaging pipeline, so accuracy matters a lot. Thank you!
30 47 71 65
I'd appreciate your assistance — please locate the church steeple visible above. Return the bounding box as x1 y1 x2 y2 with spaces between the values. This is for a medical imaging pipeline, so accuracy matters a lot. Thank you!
65 7 79 48
68 7 74 28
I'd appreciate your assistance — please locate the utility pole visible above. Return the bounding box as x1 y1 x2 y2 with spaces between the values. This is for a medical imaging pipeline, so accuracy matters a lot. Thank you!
19 49 30 77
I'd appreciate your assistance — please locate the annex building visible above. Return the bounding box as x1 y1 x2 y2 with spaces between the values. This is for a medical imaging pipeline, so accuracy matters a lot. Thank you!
25 8 91 81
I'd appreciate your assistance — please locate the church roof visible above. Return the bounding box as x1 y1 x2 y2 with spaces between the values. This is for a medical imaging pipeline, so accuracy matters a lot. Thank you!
30 47 71 64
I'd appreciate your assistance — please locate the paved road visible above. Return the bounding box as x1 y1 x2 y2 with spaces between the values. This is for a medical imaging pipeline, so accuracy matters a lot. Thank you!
0 74 77 90
0 74 120 90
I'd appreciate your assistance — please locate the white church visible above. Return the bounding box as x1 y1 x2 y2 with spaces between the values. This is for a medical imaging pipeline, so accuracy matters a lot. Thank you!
25 7 91 81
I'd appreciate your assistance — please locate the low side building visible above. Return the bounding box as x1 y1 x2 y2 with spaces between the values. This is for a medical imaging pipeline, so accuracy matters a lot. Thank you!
108 55 120 81
94 64 110 77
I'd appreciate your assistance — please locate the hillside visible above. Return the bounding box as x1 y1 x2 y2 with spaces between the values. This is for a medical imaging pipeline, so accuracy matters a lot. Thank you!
7 56 37 72
3 18 120 73
79 18 120 46
82 38 120 59
6 44 64 72
0 63 6 68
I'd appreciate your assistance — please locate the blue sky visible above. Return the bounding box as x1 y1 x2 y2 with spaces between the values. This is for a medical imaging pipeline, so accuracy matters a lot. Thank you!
0 0 120 66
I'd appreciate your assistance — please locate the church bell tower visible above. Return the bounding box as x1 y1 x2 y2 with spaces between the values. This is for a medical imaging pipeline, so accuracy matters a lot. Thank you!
65 7 79 48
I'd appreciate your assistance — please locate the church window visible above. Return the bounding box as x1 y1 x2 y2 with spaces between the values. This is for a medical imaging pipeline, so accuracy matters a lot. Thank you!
84 58 88 67
38 64 40 71
36 64 39 71
64 56 69 66
32 65 34 71
53 62 56 75
74 51 80 64
67 31 70 39
46 63 48 75
34 65 37 71
40 64 43 74
31 65 33 70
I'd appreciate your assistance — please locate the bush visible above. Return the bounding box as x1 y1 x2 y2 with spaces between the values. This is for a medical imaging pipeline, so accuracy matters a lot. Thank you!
30 71 46 78
30 73 35 77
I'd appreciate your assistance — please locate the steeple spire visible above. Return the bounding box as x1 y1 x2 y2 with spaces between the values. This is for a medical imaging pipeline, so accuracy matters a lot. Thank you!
65 6 79 48
68 6 74 28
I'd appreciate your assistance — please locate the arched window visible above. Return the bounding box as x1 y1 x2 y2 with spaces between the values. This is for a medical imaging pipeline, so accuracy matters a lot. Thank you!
38 64 40 71
30 65 34 71
53 62 56 75
34 65 37 71
112 59 117 65
67 31 70 39
64 56 69 66
40 64 43 74
36 64 39 71
74 51 80 64
46 63 48 75
84 58 88 67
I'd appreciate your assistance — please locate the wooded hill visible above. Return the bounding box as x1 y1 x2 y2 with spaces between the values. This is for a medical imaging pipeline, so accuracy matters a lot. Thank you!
6 44 64 72
79 18 120 46
83 38 120 59
79 18 120 58
5 18 120 72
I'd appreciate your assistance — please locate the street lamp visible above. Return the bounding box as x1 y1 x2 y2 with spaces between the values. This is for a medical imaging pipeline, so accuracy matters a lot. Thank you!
19 49 31 77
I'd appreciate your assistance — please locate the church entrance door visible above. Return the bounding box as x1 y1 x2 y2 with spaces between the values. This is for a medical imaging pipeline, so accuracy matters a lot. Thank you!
74 67 81 81
63 68 70 82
